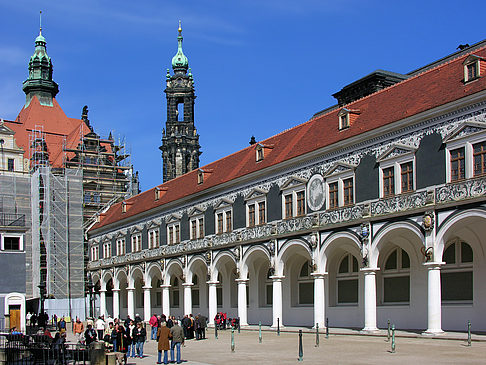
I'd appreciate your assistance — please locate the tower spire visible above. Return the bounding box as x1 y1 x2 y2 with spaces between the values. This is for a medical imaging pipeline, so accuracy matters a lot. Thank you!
22 12 59 107
171 20 189 74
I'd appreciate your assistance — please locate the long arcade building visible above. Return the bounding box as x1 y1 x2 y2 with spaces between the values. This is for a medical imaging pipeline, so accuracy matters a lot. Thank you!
88 39 486 333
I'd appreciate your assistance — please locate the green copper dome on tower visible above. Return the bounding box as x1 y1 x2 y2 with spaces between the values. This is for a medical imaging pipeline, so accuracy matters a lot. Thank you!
171 21 189 73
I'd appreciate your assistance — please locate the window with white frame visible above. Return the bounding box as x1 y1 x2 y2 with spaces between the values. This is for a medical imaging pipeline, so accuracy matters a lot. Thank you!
444 124 486 183
463 55 482 83
91 245 99 261
103 241 111 258
382 247 410 303
281 177 307 219
245 188 267 227
167 223 180 245
377 145 416 198
1 234 23 251
336 253 359 304
116 238 126 256
214 199 232 234
298 261 313 305
148 228 160 249
324 163 356 209
131 233 142 252
190 216 204 240
441 240 473 302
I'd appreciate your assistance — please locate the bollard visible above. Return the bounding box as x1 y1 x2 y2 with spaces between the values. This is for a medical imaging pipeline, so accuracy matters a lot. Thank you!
231 328 235 352
387 319 391 342
325 317 329 339
298 330 303 362
238 317 241 334
215 323 218 339
259 321 262 343
315 323 319 347
277 318 280 336
467 320 471 347
391 325 396 353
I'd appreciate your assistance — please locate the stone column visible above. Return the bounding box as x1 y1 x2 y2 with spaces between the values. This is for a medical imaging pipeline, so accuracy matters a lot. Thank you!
311 273 326 329
236 279 249 326
127 287 135 320
183 283 193 316
99 289 107 318
161 285 171 318
207 281 218 327
270 276 284 328
143 286 152 322
362 268 378 332
112 289 120 319
423 262 444 334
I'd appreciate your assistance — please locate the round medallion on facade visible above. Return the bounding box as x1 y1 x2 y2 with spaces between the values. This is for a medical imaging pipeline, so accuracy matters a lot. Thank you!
307 173 325 211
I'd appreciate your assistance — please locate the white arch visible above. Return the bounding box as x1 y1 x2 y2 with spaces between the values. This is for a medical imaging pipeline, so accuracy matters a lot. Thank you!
164 259 183 285
101 270 114 290
128 266 144 287
320 231 362 272
436 208 486 261
146 263 162 283
241 245 271 279
369 221 424 268
114 268 128 289
211 251 237 281
275 239 312 276
187 255 208 282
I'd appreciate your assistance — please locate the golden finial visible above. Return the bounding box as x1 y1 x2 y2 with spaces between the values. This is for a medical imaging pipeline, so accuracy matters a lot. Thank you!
178 20 182 35
39 10 42 34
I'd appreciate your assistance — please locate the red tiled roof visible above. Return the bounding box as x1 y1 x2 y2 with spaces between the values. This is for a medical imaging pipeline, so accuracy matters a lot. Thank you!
91 46 486 231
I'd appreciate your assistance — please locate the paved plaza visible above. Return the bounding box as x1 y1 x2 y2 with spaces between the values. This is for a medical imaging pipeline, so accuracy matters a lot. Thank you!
70 327 486 365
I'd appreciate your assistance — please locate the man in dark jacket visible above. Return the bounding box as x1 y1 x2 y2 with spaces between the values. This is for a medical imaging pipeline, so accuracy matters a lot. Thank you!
170 320 184 364
181 315 190 339
84 324 97 345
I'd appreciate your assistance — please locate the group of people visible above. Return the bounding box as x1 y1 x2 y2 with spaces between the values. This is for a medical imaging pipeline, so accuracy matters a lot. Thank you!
26 311 50 328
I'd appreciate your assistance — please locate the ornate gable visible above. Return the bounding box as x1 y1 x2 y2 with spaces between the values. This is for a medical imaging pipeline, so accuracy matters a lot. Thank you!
323 162 357 177
443 121 486 143
215 198 233 210
188 206 205 217
280 176 307 191
167 213 182 223
376 144 416 162
245 188 268 201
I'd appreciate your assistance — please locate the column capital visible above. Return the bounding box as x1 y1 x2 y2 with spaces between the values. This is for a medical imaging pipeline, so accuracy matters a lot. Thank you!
206 281 219 286
142 286 152 290
269 275 285 282
360 267 380 274
423 261 445 269
160 284 171 289
311 272 328 279
127 287 135 291
182 283 194 287
235 278 249 284
99 289 107 293
112 288 120 292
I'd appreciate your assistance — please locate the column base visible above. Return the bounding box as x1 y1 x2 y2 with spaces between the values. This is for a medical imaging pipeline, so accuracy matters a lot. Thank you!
360 327 379 334
270 325 285 330
422 329 444 336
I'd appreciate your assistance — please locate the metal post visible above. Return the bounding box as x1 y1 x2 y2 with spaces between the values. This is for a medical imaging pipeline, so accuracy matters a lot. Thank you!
215 323 218 339
277 317 280 336
387 319 391 342
325 317 329 339
467 320 471 347
259 321 262 343
231 328 235 352
391 325 396 353
238 317 240 334
315 323 319 347
298 330 303 362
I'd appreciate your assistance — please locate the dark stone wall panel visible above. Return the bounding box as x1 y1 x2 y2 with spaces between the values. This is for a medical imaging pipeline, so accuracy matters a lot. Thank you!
416 132 445 189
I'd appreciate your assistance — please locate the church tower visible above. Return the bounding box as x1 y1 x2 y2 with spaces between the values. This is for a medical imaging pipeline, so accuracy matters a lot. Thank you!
22 16 59 107
160 23 201 182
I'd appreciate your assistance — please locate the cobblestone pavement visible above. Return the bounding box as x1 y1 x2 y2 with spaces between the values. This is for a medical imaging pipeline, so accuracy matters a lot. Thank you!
73 327 486 365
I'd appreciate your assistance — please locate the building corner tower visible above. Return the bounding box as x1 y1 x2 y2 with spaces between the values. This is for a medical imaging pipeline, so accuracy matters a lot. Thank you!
160 23 201 182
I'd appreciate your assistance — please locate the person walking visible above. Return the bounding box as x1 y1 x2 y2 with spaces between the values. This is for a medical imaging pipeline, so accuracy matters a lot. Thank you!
127 320 136 358
170 320 184 364
149 313 159 340
132 321 146 358
73 318 84 343
157 321 171 364
95 316 105 342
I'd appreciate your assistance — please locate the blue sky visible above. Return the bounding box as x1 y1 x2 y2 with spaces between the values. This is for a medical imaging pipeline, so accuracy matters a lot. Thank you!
0 0 485 191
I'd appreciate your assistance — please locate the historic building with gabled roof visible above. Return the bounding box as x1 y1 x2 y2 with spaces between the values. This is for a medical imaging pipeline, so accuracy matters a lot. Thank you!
88 39 486 333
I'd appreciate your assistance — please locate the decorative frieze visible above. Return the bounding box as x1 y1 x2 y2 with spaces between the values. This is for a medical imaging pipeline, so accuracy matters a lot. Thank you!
319 205 364 225
436 177 486 203
371 191 428 216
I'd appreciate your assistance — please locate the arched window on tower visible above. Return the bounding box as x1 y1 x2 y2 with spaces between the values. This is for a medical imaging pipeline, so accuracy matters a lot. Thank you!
441 240 473 301
336 253 359 304
177 100 184 122
382 248 410 303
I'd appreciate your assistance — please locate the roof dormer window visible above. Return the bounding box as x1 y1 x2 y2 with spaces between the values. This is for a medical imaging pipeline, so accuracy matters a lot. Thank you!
338 108 360 130
198 170 204 184
256 145 264 162
463 55 484 83
340 113 350 130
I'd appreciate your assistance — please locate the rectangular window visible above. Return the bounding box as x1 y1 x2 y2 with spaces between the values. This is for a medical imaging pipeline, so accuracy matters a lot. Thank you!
191 220 197 240
149 229 159 249
7 159 14 172
296 191 305 216
248 204 256 227
340 114 349 129
329 182 338 209
226 211 232 232
473 141 486 176
337 279 359 304
400 161 414 193
284 194 293 218
467 62 478 80
172 289 179 307
168 226 174 245
298 282 314 305
131 234 141 252
266 284 273 305
258 202 266 225
217 213 223 234
103 243 111 258
450 147 465 182
175 225 180 243
198 218 204 238
383 167 395 197
3 237 20 250
384 276 410 303
343 178 354 206
116 239 125 256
